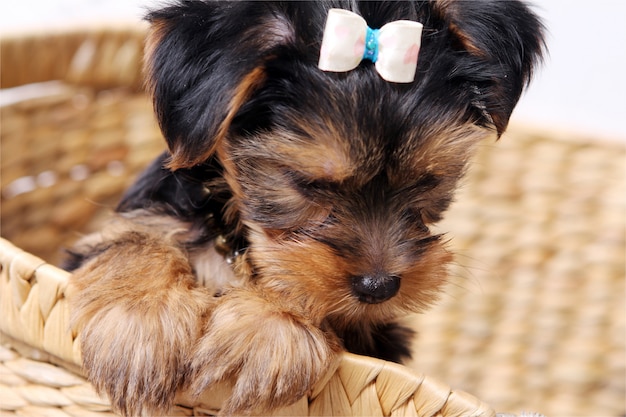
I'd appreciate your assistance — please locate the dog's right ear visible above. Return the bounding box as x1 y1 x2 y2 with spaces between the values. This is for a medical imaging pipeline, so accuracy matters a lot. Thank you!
144 1 294 170
432 0 546 137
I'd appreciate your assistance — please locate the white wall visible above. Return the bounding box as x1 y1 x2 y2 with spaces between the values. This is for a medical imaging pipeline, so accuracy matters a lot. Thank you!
511 0 626 141
2 0 625 141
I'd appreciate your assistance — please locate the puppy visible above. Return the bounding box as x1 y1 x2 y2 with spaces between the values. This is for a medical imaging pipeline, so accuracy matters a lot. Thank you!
65 1 544 416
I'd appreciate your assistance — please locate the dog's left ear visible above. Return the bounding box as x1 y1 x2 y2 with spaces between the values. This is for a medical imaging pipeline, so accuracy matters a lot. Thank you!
435 0 546 136
144 2 294 170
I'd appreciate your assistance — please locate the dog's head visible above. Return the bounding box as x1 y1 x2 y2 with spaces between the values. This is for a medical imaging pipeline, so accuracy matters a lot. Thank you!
145 0 544 324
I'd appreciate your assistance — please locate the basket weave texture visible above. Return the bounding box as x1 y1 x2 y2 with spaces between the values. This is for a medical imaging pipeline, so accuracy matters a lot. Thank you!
410 128 626 416
0 26 503 417
1 26 162 265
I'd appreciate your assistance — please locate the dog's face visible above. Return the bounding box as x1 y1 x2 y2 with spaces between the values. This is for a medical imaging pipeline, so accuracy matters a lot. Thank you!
145 1 544 325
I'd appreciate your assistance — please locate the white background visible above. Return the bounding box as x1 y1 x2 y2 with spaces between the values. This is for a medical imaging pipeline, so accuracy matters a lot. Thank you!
1 0 625 142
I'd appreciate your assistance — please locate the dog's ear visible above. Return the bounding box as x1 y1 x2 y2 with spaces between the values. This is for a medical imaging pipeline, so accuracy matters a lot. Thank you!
144 2 294 170
435 0 546 136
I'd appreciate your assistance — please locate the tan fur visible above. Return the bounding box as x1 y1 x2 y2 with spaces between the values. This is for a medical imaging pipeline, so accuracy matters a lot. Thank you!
189 285 343 414
68 217 215 416
245 212 453 328
190 244 244 295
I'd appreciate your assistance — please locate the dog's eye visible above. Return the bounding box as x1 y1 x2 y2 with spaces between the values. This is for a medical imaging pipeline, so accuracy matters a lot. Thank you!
402 208 430 233
409 173 441 194
283 169 338 197
292 211 337 237
393 173 440 201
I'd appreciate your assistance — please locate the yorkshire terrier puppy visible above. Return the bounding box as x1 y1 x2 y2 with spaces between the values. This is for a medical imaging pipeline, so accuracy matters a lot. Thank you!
65 1 544 416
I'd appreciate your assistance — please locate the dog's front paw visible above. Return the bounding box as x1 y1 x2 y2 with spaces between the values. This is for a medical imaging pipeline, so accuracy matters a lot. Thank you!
78 302 198 416
67 231 215 416
189 288 342 415
75 282 213 417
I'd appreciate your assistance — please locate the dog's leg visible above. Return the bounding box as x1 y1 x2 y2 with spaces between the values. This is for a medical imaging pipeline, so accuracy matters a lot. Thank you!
67 222 214 417
188 285 342 415
334 321 416 363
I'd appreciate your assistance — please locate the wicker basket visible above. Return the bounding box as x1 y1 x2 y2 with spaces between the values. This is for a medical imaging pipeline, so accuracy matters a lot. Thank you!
0 25 507 417
410 127 626 416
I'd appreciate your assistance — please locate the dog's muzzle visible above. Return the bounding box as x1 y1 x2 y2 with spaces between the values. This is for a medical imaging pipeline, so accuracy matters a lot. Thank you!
351 274 400 304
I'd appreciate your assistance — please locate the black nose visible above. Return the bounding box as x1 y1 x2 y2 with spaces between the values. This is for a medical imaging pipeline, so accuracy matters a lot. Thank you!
351 274 401 304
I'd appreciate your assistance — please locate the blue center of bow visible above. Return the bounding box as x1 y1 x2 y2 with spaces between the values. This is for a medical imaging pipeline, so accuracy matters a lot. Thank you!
362 27 380 63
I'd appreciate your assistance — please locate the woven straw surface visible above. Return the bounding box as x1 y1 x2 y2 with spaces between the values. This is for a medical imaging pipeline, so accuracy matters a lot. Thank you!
1 25 163 265
409 127 626 416
0 26 500 417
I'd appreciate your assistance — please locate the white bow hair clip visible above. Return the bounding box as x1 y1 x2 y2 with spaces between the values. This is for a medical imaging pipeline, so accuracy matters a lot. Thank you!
318 9 423 83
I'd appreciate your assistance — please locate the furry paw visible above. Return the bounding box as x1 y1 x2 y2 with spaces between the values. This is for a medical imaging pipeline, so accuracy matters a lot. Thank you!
67 230 214 416
188 288 342 415
78 300 203 416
